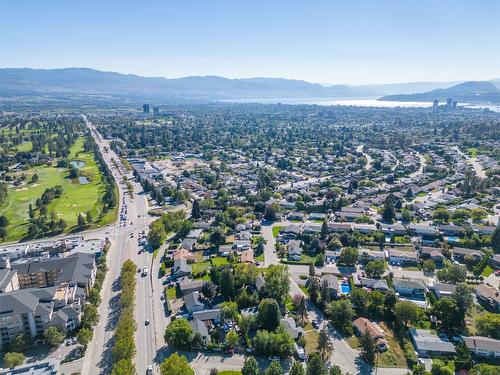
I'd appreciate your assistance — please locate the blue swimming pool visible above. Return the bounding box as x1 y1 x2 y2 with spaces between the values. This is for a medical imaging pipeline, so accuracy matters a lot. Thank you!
341 283 351 294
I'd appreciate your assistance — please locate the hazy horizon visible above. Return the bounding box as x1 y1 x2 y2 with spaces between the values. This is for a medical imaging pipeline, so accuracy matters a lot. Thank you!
1 0 499 85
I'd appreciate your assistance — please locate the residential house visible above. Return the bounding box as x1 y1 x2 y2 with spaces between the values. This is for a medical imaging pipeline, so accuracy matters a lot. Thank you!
0 359 59 374
233 239 251 251
463 336 500 358
358 249 385 264
280 317 304 339
431 282 456 299
218 245 233 257
475 284 500 312
489 254 500 270
178 279 204 296
328 222 352 233
353 317 388 351
320 274 339 299
393 277 427 299
409 328 456 357
172 259 192 279
355 277 389 292
420 247 445 264
453 247 482 264
388 250 418 266
280 225 302 239
287 240 303 261
240 249 254 263
184 291 205 314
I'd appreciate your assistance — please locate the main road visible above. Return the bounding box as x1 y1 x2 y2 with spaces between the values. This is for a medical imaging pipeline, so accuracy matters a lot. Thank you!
80 115 156 375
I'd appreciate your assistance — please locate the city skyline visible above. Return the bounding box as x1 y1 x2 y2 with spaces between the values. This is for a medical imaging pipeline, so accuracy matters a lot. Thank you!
1 0 499 85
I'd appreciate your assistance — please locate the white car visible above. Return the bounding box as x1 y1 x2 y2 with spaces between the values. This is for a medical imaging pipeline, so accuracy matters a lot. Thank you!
146 366 153 374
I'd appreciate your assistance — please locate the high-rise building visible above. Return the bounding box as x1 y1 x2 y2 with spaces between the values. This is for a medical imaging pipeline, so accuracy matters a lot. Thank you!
153 106 159 115
446 98 452 112
433 100 439 113
451 101 457 111
143 104 150 114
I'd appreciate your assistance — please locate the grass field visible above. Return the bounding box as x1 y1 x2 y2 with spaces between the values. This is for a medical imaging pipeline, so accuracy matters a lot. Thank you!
15 141 33 152
211 257 229 266
272 226 283 237
0 137 116 242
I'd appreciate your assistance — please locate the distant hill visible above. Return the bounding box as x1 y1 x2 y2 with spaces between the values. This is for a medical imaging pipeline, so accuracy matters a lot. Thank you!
2 68 498 103
379 81 500 104
0 68 381 101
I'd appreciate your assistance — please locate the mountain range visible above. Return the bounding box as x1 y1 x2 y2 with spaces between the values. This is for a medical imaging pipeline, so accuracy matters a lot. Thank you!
1 68 499 103
379 81 500 104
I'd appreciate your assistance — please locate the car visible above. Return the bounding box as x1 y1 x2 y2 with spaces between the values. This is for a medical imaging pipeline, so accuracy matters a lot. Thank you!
146 366 153 374
71 337 78 344
160 294 165 300
145 319 150 325
268 355 280 362
312 320 319 329
66 339 72 346
137 268 141 273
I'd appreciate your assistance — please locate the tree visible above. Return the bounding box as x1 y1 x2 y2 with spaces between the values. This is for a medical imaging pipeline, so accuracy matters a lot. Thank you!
452 283 473 324
338 247 358 266
290 361 306 375
88 288 102 306
258 298 281 331
160 352 194 375
241 356 260 375
325 299 355 333
0 226 6 240
77 213 87 229
321 219 328 240
309 263 315 279
476 313 500 339
395 301 419 328
210 369 219 375
436 264 467 284
383 290 397 317
422 259 436 273
112 359 136 375
191 199 201 219
308 277 320 303
0 215 9 228
220 267 236 300
44 326 65 346
3 352 25 368
226 329 239 348
329 365 342 375
264 265 290 304
306 353 327 375
431 360 454 375
359 330 376 365
165 319 194 349
221 301 239 322
350 287 369 315
10 334 31 353
318 327 333 360
491 224 500 254
202 281 217 300
381 199 396 222
77 327 93 348
82 304 100 328
365 260 385 279
265 361 283 375
148 219 167 249
432 208 450 222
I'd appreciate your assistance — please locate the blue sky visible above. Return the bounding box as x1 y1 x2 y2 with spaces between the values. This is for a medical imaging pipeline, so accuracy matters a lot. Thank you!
1 0 499 84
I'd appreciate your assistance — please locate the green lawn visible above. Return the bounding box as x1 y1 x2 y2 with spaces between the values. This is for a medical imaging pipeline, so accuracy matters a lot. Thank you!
192 261 211 275
272 226 283 237
219 372 242 375
0 137 116 242
304 329 319 355
481 265 494 277
14 141 33 152
211 257 229 266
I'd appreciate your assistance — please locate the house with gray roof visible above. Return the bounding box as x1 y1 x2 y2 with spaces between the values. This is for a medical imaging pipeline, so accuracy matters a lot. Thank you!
184 291 205 314
393 277 427 299
463 336 500 358
409 328 456 357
